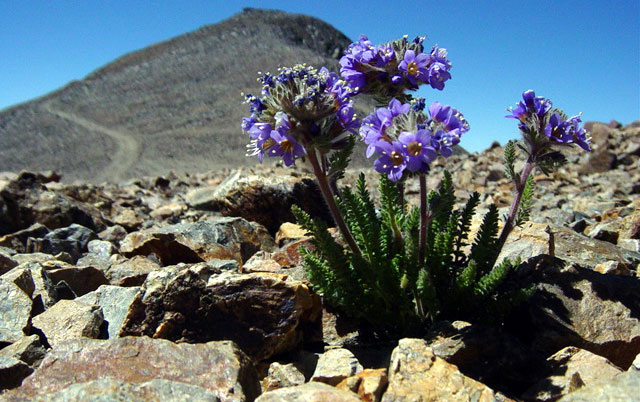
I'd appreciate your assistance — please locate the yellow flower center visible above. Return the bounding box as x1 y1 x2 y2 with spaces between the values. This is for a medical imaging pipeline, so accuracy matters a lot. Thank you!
262 138 276 150
408 141 422 156
280 139 295 153
390 151 404 166
407 61 419 76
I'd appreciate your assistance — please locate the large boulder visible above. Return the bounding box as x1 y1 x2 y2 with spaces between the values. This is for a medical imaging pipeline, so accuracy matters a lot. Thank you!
508 255 640 369
120 266 322 361
190 171 332 234
119 217 275 265
31 299 104 349
4 337 260 401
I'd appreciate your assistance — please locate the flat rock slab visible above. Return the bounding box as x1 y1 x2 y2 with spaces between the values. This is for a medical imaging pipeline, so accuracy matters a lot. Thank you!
557 370 640 401
382 338 513 402
120 268 322 361
25 378 224 401
497 222 640 271
4 337 260 401
119 217 275 265
31 299 103 349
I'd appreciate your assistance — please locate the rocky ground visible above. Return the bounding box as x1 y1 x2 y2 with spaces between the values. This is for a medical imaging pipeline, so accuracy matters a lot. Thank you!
0 120 639 401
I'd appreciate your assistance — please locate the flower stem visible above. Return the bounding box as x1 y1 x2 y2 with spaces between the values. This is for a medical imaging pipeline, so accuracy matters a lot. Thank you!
497 158 535 248
307 149 361 257
418 174 428 265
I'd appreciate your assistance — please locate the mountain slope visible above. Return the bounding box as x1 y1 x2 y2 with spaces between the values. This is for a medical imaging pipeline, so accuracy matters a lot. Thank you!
0 8 352 182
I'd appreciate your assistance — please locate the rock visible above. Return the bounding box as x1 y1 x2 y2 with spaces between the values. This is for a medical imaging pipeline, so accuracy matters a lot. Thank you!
557 370 640 401
11 262 58 313
98 224 127 244
0 279 32 344
25 378 224 401
0 223 49 253
0 173 105 236
425 320 544 396
261 362 306 393
511 256 640 369
522 346 623 401
1 266 35 298
119 217 275 266
31 300 104 348
594 260 632 276
382 339 512 402
631 353 640 371
0 250 18 276
311 348 364 386
579 149 617 174
105 255 161 286
39 224 97 262
86 239 116 259
120 268 322 361
0 334 47 368
5 337 260 401
149 202 186 219
256 381 361 402
198 171 332 234
76 285 141 339
497 222 640 271
618 239 640 253
112 209 143 232
275 222 309 246
46 264 109 297
336 368 388 402
0 356 33 390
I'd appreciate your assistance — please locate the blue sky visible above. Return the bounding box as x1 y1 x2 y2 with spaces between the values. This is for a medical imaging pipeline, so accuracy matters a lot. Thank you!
1 0 638 152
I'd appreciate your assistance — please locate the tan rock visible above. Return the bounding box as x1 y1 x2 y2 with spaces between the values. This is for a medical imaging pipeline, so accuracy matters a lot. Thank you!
261 361 305 393
276 222 309 246
112 209 143 231
382 338 513 402
337 368 388 402
31 300 103 348
0 279 32 344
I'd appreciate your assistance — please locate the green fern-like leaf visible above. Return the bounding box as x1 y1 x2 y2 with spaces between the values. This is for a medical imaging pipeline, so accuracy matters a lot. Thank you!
469 204 500 277
452 192 480 265
503 140 519 184
327 135 355 181
515 175 535 226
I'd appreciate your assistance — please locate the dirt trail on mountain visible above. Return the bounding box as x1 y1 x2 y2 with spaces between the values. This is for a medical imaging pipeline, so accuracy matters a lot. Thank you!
42 103 141 182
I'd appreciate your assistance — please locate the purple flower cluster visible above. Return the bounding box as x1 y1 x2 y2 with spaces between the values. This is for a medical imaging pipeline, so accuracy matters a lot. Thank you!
360 98 469 181
339 35 452 97
242 65 359 166
507 90 590 152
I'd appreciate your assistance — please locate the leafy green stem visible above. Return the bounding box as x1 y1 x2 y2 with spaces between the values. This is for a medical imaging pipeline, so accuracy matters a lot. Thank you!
498 158 535 248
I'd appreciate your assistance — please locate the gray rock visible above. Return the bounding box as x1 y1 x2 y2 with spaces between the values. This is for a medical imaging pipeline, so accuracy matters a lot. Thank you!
0 279 32 344
16 262 58 313
261 362 306 393
119 217 275 265
256 381 361 402
86 239 116 259
40 224 97 261
0 334 47 368
76 285 140 339
0 250 18 275
0 355 33 390
0 223 50 253
120 268 322 361
29 378 225 401
311 348 363 386
557 370 640 401
4 337 260 401
31 300 104 349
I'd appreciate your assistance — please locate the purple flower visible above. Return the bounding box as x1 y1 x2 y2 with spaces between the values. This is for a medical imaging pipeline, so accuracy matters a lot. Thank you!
269 129 306 166
565 115 591 151
427 63 451 90
398 130 437 172
360 113 384 158
428 101 469 133
241 115 256 132
544 113 572 143
248 123 274 162
388 98 411 116
338 103 360 134
373 141 408 181
398 50 430 86
506 90 551 123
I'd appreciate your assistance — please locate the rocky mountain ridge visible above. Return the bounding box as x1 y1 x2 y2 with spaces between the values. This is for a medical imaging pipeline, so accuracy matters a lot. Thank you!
0 120 638 400
0 8 352 183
